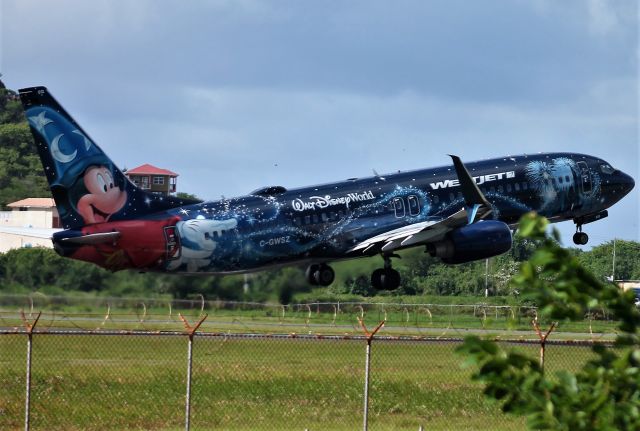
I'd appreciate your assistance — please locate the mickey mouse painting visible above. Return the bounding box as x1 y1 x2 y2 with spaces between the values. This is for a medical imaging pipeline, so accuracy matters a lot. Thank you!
26 107 128 227
76 165 127 224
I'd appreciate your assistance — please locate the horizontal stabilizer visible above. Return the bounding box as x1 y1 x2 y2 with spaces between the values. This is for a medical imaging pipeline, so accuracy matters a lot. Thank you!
61 231 121 245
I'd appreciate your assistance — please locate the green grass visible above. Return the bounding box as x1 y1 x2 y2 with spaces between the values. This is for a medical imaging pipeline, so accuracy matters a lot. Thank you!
0 332 598 430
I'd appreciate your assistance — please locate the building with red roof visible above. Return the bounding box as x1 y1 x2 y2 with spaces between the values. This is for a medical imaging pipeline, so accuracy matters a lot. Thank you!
125 164 178 195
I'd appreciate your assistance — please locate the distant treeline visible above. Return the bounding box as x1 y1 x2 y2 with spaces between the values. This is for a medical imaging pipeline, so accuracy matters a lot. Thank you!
0 85 50 209
1 238 638 304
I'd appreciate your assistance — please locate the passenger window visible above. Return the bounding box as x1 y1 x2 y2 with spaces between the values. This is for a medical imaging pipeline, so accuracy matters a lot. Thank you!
321 213 328 222
490 187 495 193
565 175 570 182
506 184 512 192
393 197 405 218
433 195 439 204
558 177 563 184
312 214 319 224
407 195 420 216
304 215 311 225
514 183 520 191
522 182 528 191
497 185 503 193
449 193 455 202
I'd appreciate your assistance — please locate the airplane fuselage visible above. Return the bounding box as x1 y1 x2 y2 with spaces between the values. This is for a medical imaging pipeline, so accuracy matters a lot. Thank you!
20 86 634 288
54 152 631 274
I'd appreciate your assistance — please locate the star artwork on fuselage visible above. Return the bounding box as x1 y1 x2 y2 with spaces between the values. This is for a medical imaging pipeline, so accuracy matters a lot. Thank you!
179 208 191 216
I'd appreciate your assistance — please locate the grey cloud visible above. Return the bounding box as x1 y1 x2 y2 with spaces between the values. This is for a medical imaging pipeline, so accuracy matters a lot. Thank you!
1 0 637 243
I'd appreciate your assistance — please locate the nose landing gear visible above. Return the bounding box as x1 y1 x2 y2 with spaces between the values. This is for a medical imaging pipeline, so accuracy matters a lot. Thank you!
572 211 607 245
573 225 589 245
371 254 401 290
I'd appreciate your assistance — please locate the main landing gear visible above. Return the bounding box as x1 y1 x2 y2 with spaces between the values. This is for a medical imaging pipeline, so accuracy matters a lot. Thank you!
573 224 589 246
371 254 401 291
305 254 402 290
306 263 335 286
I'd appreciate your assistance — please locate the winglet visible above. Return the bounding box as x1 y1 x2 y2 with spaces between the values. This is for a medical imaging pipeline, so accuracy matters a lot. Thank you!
448 155 492 223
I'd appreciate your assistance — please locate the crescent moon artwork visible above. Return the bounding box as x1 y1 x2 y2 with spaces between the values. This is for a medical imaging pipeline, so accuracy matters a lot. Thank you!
72 129 92 150
51 134 77 163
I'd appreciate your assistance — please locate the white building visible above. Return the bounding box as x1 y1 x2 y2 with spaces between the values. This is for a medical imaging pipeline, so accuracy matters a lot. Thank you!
0 198 60 252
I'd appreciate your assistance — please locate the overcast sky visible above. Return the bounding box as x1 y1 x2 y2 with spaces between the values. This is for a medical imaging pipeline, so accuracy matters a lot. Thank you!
1 0 638 246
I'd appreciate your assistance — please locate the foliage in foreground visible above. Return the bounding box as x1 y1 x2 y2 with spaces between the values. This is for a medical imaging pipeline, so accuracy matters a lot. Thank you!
458 213 640 430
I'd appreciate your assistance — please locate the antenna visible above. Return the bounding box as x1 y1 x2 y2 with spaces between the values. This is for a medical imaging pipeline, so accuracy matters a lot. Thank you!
372 169 386 181
611 238 616 281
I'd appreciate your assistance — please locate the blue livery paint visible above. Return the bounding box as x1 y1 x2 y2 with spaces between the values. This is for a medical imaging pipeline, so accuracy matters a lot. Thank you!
19 87 635 289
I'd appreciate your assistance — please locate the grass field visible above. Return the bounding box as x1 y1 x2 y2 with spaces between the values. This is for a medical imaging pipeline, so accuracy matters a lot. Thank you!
0 331 596 430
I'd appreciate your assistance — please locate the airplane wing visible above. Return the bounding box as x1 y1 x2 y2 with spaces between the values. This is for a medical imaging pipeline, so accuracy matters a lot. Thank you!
348 155 493 255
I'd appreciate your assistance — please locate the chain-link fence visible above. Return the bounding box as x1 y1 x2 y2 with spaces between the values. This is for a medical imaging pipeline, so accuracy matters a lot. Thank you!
0 323 607 431
0 295 619 337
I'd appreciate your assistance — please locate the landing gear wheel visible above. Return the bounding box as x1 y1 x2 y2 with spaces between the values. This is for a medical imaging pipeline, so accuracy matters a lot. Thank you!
314 264 335 286
573 231 589 245
371 268 401 290
305 264 320 286
306 264 335 286
371 268 385 290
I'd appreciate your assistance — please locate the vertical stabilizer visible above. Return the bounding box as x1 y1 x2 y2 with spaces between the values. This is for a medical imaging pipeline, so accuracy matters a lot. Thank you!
19 86 199 229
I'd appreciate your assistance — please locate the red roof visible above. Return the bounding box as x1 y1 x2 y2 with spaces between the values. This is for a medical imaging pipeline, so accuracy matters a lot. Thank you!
126 164 178 177
8 198 56 208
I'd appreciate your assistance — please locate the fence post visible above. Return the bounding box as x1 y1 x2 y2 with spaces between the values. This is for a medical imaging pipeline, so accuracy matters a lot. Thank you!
179 313 208 431
21 311 41 431
532 318 557 371
357 317 385 431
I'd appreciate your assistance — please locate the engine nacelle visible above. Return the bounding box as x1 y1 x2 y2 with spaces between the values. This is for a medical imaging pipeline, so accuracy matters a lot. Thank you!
428 220 512 264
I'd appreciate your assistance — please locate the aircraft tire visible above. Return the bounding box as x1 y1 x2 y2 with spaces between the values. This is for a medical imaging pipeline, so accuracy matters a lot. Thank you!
314 264 335 286
382 268 401 290
305 264 320 286
371 268 400 290
371 268 385 290
573 232 589 245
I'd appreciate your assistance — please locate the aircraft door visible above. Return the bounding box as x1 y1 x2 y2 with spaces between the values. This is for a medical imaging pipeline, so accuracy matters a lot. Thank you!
164 226 181 260
577 161 592 194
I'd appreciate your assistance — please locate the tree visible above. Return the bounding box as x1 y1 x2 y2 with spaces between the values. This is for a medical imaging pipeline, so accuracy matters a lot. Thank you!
578 240 640 281
175 192 201 201
0 86 50 209
457 213 640 430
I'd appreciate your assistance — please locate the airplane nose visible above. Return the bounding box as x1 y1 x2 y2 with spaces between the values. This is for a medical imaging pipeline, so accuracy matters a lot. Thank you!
619 171 635 195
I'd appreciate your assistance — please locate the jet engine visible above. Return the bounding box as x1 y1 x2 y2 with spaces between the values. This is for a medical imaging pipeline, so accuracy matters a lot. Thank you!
427 220 512 264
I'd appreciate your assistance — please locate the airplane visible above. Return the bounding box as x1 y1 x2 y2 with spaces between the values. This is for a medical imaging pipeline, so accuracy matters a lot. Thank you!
17 86 635 290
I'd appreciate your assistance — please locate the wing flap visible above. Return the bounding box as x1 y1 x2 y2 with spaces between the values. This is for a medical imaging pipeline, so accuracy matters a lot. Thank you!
348 209 471 254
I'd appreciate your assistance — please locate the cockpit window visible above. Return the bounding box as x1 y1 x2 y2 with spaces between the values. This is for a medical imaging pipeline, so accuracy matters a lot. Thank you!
600 164 616 174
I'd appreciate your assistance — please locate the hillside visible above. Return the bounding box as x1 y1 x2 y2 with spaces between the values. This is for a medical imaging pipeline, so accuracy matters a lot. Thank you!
0 81 50 209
